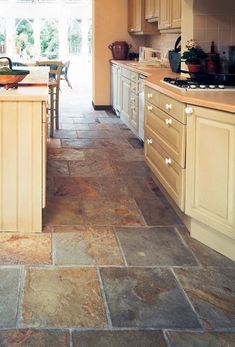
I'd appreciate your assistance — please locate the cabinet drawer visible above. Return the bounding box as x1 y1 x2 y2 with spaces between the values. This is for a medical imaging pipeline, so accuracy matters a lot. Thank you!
145 86 186 124
121 67 131 79
145 102 186 167
145 131 185 210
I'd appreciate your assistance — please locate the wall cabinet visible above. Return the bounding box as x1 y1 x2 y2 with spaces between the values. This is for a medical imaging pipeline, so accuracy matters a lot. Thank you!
158 0 181 30
185 105 235 259
145 0 159 22
0 99 47 232
128 0 158 34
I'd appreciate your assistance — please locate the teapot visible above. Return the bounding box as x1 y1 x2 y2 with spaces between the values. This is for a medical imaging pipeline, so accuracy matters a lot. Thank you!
108 41 132 60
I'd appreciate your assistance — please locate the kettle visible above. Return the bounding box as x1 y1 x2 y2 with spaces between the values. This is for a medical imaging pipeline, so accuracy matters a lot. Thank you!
108 41 132 60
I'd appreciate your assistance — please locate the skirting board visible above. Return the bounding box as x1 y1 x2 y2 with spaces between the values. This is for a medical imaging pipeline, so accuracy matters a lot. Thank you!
92 102 113 111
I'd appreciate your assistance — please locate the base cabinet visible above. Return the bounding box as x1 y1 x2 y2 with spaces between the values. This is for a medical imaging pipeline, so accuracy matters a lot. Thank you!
0 100 47 232
111 63 121 116
185 105 235 259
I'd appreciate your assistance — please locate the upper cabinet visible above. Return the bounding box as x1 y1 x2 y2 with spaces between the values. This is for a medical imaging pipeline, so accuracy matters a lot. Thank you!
128 0 158 35
145 0 159 22
158 0 181 31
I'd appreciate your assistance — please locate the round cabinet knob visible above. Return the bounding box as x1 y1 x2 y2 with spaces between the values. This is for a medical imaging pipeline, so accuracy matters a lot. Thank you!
165 118 172 125
185 106 193 115
165 103 172 110
147 138 153 144
165 158 172 165
147 105 153 111
147 93 153 99
130 28 135 31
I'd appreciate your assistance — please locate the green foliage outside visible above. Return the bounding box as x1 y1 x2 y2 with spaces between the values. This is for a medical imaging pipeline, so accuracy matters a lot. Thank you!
15 19 34 58
68 19 82 55
40 19 59 59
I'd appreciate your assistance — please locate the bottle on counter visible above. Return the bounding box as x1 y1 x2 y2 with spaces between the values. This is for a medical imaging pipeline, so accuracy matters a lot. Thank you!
220 51 229 73
206 41 220 73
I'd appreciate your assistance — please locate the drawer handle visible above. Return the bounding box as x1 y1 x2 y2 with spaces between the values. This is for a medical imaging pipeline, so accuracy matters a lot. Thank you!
165 158 172 165
147 105 153 111
185 106 193 115
147 138 153 144
147 93 153 98
165 103 172 110
165 118 172 125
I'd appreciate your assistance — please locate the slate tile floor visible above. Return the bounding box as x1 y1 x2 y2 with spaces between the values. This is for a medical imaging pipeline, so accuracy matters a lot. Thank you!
0 108 235 346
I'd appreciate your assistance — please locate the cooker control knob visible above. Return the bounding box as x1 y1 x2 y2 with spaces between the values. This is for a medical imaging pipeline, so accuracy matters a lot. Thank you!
185 106 193 115
147 138 153 144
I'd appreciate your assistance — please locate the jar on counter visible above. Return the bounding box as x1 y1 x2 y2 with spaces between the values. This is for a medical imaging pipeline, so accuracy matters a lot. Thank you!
206 53 220 73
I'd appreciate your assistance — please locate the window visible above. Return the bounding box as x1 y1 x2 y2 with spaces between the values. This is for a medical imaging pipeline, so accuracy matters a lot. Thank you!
15 18 34 58
67 18 82 55
40 19 59 59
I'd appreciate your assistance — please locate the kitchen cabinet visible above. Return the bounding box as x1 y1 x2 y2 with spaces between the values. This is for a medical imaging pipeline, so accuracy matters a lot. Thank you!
144 86 186 210
111 63 121 116
0 91 48 232
158 0 181 31
185 105 235 260
128 0 158 34
145 0 159 22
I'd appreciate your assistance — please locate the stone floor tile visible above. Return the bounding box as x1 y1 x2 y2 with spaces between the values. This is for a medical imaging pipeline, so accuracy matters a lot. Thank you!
166 331 235 347
61 138 96 149
43 198 85 226
53 227 124 265
76 130 111 139
61 123 75 130
174 267 235 329
100 267 201 328
177 227 235 267
121 176 158 199
47 148 84 161
73 117 100 124
88 123 121 131
82 149 110 161
54 130 78 139
72 330 167 347
99 118 122 124
69 160 115 177
0 234 52 265
0 329 70 347
135 198 182 226
95 138 133 149
53 176 102 198
73 123 90 130
83 199 146 226
53 225 88 232
47 161 69 176
111 161 150 177
0 268 20 328
47 138 61 148
21 268 106 328
127 138 144 149
115 227 198 266
98 177 130 199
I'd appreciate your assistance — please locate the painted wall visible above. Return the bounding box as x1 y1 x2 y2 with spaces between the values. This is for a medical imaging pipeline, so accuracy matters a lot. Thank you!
92 0 145 106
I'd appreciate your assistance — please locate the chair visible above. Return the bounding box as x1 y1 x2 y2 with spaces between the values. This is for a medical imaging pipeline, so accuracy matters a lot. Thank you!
60 60 72 88
36 60 62 137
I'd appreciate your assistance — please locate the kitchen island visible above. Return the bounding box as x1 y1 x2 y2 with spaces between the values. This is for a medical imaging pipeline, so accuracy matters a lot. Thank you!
111 61 235 261
0 86 48 232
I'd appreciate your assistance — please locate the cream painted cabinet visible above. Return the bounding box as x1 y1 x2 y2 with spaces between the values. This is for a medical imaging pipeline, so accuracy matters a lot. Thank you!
145 0 159 22
128 0 158 34
158 0 181 30
111 63 121 116
0 100 47 232
185 105 235 259
120 75 131 125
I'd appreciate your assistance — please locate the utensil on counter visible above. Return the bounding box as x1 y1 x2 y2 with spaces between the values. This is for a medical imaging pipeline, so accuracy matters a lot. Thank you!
0 57 29 88
168 36 181 73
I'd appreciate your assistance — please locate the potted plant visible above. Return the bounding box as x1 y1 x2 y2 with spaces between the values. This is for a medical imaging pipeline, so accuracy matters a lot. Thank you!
181 39 206 72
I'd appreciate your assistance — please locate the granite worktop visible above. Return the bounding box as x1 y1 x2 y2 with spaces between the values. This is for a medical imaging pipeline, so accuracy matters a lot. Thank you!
111 60 235 114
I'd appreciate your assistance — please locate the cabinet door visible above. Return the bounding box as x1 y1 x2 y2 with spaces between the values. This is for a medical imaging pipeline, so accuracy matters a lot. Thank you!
186 105 235 239
128 0 136 32
158 0 171 29
145 0 154 19
171 0 181 28
111 65 118 110
120 75 131 125
153 0 159 18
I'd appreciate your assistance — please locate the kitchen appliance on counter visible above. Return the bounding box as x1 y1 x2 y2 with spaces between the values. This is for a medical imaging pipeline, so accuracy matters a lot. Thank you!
108 41 132 60
139 47 161 65
168 36 181 73
162 75 235 91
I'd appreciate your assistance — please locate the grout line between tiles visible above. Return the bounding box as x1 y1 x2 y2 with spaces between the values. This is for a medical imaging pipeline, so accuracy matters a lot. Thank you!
170 268 204 330
163 330 172 347
15 266 26 329
174 227 203 267
96 267 113 329
51 233 56 266
69 328 73 347
113 227 128 267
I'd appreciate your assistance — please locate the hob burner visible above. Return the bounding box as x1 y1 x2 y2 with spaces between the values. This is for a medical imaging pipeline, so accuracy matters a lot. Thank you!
163 77 226 90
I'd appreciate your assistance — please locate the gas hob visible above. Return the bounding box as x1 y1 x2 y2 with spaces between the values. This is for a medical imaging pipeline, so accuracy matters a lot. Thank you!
162 77 235 91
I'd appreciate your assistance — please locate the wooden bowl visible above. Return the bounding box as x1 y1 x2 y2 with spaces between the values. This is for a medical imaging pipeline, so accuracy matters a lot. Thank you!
0 69 30 85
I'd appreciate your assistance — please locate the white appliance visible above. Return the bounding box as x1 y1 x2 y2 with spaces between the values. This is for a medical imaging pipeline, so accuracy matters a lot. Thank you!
139 47 161 65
